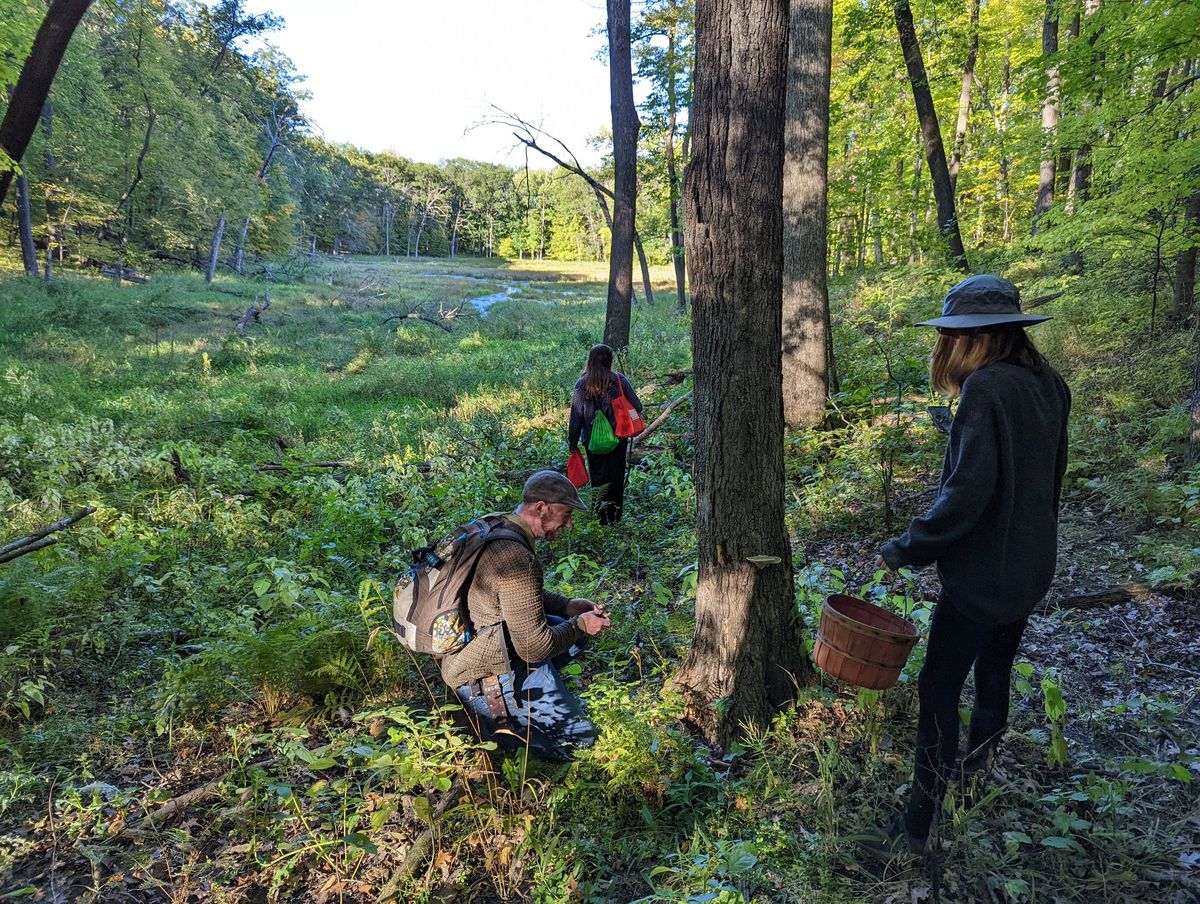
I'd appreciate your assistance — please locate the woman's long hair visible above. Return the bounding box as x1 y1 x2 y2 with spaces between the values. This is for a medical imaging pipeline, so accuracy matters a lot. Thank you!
581 344 615 398
931 325 1045 398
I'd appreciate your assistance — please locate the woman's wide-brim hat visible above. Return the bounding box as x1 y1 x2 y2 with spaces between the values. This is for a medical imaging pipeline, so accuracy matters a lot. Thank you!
916 274 1051 329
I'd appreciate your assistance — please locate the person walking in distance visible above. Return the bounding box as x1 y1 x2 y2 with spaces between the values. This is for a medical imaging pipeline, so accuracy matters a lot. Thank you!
568 344 643 525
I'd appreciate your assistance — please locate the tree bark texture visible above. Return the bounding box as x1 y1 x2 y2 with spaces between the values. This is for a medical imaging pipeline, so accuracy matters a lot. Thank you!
949 0 980 194
604 0 640 351
40 102 60 253
667 70 687 314
677 0 811 749
206 213 226 283
1174 189 1200 324
782 0 833 429
16 172 39 276
0 0 94 208
1034 0 1059 221
893 0 969 271
235 214 250 273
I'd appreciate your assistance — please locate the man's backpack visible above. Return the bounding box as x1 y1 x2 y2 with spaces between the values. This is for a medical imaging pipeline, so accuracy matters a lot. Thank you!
391 515 529 656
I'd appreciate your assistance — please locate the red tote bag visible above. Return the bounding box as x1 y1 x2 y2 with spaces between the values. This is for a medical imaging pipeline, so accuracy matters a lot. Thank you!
612 375 643 439
567 448 589 487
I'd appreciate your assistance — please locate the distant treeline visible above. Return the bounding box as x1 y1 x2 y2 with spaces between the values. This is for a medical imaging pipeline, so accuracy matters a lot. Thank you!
1 0 1197 307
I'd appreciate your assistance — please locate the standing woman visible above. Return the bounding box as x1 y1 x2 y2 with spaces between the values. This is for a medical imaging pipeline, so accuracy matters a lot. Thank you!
862 275 1071 859
568 344 643 525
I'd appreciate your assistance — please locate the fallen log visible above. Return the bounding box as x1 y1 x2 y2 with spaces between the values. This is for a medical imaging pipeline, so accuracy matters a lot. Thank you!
257 460 353 472
0 507 96 565
235 289 271 333
99 265 149 284
1042 582 1155 612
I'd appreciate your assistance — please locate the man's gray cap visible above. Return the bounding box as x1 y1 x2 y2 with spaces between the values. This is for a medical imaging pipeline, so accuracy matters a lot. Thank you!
523 470 587 511
917 274 1051 329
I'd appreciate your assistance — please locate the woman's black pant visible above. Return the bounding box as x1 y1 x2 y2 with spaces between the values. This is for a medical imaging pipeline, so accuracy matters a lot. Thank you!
904 596 1029 840
586 439 628 525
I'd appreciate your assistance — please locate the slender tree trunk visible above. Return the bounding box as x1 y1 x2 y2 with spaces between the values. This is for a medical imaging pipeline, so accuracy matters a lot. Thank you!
667 71 687 314
0 0 95 207
873 208 884 265
40 102 60 254
949 0 980 194
782 0 833 429
894 0 969 270
675 0 812 749
206 213 226 283
1174 190 1200 325
1190 336 1200 467
910 149 923 261
634 232 655 304
1034 0 1059 223
235 214 250 273
17 173 39 277
604 0 640 351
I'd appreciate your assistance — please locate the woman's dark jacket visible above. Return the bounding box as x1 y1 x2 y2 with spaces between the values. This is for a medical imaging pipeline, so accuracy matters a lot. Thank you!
568 372 643 451
881 361 1071 625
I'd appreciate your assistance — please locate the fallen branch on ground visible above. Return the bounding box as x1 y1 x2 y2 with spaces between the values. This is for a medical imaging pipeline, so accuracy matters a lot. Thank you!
235 289 271 333
381 303 463 333
0 507 96 565
1043 582 1155 612
257 460 353 472
99 265 149 284
377 777 464 899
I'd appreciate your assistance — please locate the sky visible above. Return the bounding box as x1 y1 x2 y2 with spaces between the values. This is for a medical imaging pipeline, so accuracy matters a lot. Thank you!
243 0 617 168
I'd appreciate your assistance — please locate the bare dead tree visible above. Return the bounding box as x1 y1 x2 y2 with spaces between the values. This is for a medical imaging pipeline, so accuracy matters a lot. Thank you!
477 107 656 306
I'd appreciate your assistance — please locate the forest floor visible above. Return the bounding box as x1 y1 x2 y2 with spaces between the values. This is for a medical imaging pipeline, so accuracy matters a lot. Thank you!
0 253 1196 903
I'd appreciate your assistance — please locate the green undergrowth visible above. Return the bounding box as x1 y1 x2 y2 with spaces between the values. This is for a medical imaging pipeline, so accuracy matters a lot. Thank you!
0 253 1196 902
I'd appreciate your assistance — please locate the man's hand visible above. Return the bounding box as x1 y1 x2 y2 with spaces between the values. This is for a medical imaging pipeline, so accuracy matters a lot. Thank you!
564 598 596 616
577 610 611 636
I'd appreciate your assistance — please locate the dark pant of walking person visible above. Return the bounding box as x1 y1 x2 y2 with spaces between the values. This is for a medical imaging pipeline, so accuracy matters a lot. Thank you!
586 438 628 525
905 596 1029 840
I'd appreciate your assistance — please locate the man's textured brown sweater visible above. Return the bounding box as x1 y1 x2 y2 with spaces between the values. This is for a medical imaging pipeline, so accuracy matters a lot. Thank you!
438 515 586 688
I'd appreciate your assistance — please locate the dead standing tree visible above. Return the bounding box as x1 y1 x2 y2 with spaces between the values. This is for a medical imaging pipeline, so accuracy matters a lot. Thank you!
481 108 657 309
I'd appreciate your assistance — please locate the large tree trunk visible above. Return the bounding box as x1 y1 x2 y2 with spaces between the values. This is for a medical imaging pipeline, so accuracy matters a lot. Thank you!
675 0 812 749
604 0 640 351
206 213 226 284
893 0 969 271
1174 189 1200 325
17 172 39 277
949 0 980 194
1034 0 1059 223
0 0 94 208
782 0 833 429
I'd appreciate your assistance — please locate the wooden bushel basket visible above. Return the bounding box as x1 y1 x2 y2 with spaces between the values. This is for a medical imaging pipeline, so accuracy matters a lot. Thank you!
813 594 920 690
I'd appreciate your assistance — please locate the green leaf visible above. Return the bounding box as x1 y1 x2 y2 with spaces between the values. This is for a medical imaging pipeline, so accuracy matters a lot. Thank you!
1040 836 1073 849
1003 831 1032 845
